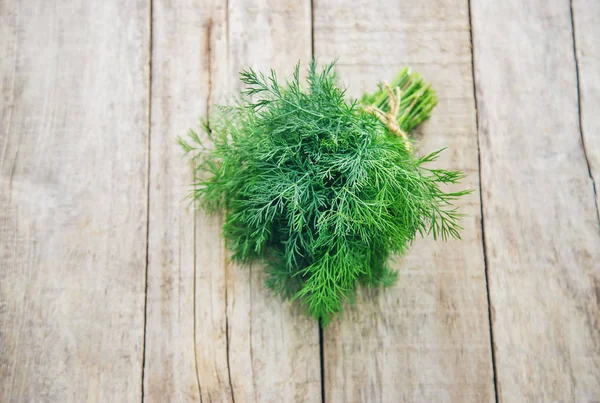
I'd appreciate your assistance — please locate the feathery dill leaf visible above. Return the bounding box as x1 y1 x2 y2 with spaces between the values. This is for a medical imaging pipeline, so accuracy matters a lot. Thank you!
179 60 471 324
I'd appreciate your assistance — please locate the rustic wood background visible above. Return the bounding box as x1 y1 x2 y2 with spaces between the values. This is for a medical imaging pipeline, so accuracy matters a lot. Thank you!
1 0 599 402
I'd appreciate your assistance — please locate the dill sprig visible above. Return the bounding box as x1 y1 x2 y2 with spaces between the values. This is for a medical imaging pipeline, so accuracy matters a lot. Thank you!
179 61 471 324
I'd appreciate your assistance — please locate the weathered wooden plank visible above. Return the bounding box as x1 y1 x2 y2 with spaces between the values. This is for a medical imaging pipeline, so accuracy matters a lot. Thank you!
215 2 321 401
146 0 321 401
0 1 149 402
573 0 600 216
471 0 600 401
313 1 494 402
143 0 211 401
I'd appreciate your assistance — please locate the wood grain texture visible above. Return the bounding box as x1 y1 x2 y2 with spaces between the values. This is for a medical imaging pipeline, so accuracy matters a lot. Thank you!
471 0 600 401
573 0 600 216
143 0 211 401
0 1 149 402
146 0 321 401
313 1 495 402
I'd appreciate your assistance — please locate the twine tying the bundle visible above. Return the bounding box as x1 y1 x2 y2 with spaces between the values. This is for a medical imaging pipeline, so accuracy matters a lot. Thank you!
364 81 412 151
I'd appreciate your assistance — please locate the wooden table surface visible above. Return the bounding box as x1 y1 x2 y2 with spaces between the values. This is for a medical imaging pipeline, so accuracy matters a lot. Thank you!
1 1 599 402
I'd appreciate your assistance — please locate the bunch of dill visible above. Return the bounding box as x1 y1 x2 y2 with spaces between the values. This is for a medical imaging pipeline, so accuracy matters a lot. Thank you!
179 61 470 324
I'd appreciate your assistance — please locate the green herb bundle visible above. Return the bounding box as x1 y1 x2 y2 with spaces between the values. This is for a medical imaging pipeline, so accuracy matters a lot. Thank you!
179 61 470 324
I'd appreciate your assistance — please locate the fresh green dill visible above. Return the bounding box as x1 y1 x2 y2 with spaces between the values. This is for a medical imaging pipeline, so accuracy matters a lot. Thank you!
179 60 471 324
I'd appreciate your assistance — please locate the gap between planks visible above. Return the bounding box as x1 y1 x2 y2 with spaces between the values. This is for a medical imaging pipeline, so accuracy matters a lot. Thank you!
141 0 154 401
569 0 600 225
467 0 499 401
310 2 326 402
